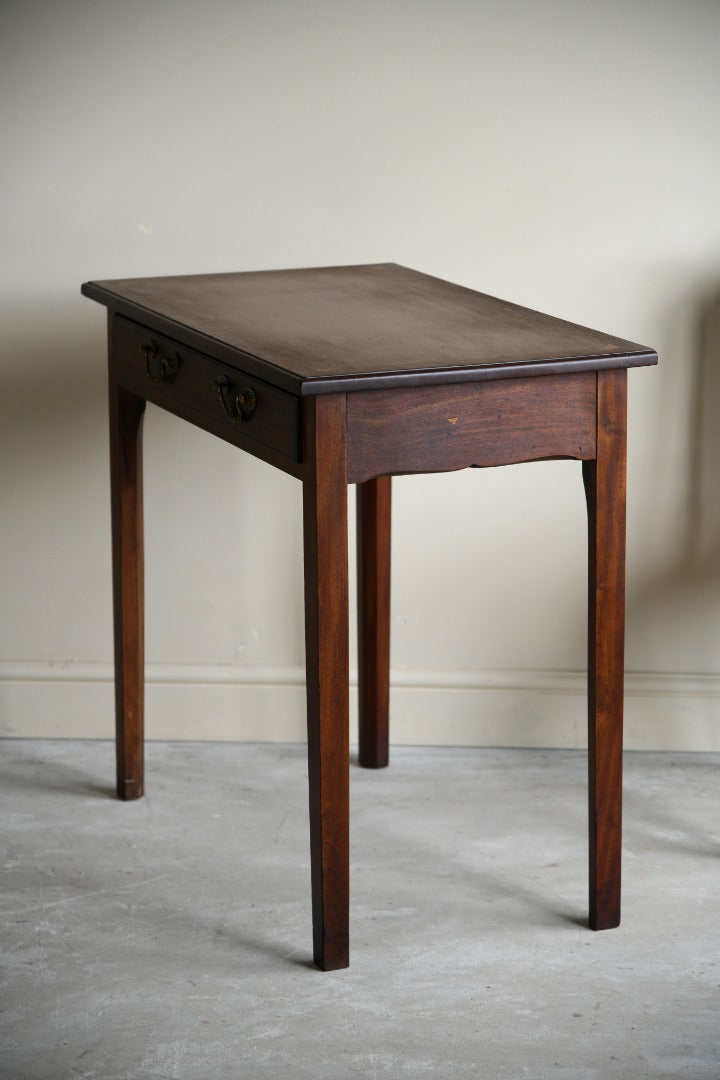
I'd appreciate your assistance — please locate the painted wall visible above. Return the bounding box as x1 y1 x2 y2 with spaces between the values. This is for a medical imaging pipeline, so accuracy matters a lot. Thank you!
2 0 719 748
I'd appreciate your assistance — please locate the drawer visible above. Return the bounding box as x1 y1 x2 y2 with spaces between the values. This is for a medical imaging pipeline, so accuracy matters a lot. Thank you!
112 315 300 463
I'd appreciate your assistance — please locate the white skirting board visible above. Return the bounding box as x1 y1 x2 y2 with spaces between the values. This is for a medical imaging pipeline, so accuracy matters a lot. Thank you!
1 662 719 751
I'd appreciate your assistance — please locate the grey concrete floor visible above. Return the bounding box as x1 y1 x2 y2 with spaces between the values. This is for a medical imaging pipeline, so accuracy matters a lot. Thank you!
1 741 718 1080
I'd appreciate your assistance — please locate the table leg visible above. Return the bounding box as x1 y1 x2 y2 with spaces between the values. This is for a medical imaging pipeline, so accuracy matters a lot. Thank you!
108 379 146 801
357 476 391 768
583 368 627 930
303 395 350 970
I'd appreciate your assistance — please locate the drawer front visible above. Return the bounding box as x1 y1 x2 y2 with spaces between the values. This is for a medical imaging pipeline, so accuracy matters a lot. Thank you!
112 315 300 463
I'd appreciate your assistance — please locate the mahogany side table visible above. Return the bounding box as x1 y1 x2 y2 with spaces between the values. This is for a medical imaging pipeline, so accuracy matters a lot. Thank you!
81 264 657 970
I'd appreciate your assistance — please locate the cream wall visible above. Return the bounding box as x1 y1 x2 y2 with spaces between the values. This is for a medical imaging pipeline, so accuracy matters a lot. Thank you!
2 0 720 749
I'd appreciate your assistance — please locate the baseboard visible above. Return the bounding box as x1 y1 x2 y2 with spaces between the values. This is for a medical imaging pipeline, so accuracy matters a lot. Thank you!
1 661 719 751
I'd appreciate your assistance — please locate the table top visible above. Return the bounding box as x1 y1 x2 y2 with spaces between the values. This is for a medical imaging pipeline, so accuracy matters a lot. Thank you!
82 263 657 395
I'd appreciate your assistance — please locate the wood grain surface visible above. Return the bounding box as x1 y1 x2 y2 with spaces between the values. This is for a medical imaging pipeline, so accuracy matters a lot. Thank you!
357 477 392 768
108 368 146 801
302 394 350 970
347 372 596 482
83 264 657 395
583 369 627 930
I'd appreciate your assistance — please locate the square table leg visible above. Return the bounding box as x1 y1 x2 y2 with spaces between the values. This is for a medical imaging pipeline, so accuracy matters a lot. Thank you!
357 476 392 768
584 368 627 930
302 395 351 970
108 378 146 801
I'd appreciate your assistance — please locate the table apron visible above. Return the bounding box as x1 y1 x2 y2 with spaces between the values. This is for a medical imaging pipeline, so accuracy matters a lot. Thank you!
346 372 597 483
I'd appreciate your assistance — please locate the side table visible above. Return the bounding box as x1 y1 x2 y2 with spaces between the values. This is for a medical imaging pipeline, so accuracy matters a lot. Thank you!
82 263 657 970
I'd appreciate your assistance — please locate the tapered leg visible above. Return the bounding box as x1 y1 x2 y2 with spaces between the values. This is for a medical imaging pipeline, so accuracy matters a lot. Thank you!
357 477 392 768
583 368 627 930
109 377 146 801
302 394 350 970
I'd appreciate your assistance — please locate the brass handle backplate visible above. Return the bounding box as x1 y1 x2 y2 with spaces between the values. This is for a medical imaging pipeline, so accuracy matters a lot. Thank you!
141 340 180 383
214 374 257 422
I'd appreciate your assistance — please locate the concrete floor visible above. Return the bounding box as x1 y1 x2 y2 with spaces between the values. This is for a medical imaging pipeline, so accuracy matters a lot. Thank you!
1 741 718 1080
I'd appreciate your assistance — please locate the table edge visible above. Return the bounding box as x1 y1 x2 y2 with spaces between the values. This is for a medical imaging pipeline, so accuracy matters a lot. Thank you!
82 280 658 397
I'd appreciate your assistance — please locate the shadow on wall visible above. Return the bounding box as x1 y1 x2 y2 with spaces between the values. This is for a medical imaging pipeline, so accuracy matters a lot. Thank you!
0 299 113 652
0 303 108 512
687 292 720 575
630 287 720 673
0 294 306 671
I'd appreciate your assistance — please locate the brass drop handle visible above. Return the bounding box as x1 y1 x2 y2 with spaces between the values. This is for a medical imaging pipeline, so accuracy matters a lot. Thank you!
140 340 180 382
214 374 257 422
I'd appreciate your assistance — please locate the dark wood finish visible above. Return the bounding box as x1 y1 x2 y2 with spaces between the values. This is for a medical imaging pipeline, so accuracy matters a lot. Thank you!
357 477 392 768
108 360 146 801
83 263 657 969
583 369 627 930
113 315 301 474
82 264 657 396
347 373 596 484
302 394 350 970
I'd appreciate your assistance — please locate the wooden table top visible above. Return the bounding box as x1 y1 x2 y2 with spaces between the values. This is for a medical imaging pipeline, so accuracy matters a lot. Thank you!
82 263 657 395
